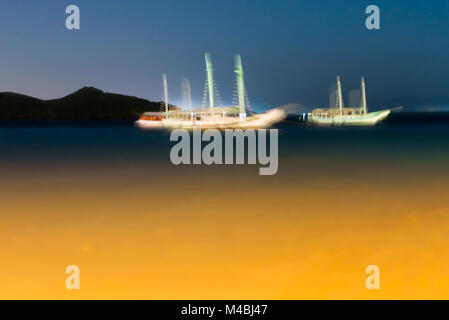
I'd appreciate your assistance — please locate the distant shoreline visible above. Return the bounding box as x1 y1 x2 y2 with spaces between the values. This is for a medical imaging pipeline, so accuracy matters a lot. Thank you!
0 112 448 128
0 87 178 121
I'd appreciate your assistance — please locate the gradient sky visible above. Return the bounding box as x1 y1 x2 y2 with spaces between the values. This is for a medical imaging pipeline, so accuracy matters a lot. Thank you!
1 0 448 110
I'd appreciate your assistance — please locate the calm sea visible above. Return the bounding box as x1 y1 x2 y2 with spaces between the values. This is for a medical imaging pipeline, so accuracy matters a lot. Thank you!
0 111 448 299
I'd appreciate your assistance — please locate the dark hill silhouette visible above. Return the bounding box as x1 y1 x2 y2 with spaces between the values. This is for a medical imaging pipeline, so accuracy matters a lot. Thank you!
0 87 177 120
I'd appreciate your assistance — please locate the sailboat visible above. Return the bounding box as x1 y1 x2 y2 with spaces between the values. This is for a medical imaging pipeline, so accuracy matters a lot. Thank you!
135 53 286 129
309 76 390 125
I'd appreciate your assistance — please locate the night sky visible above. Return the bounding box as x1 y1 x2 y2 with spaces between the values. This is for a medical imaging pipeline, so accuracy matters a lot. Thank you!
1 0 448 110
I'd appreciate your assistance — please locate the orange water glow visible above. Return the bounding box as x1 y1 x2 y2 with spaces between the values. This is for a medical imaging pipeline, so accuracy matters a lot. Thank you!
0 157 448 299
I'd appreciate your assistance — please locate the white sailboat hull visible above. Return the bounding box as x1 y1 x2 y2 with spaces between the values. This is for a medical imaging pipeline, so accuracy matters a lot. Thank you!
309 109 390 126
135 108 286 130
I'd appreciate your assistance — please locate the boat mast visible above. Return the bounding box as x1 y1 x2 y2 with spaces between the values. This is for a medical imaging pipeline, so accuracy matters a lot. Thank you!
234 54 246 120
205 52 215 111
162 73 169 116
181 78 192 110
336 75 343 115
361 76 367 115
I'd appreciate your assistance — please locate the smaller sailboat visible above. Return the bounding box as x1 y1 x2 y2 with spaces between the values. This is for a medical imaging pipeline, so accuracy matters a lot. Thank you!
309 76 390 125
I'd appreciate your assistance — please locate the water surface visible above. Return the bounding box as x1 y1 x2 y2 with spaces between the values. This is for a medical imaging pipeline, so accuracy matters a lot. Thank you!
0 113 448 299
